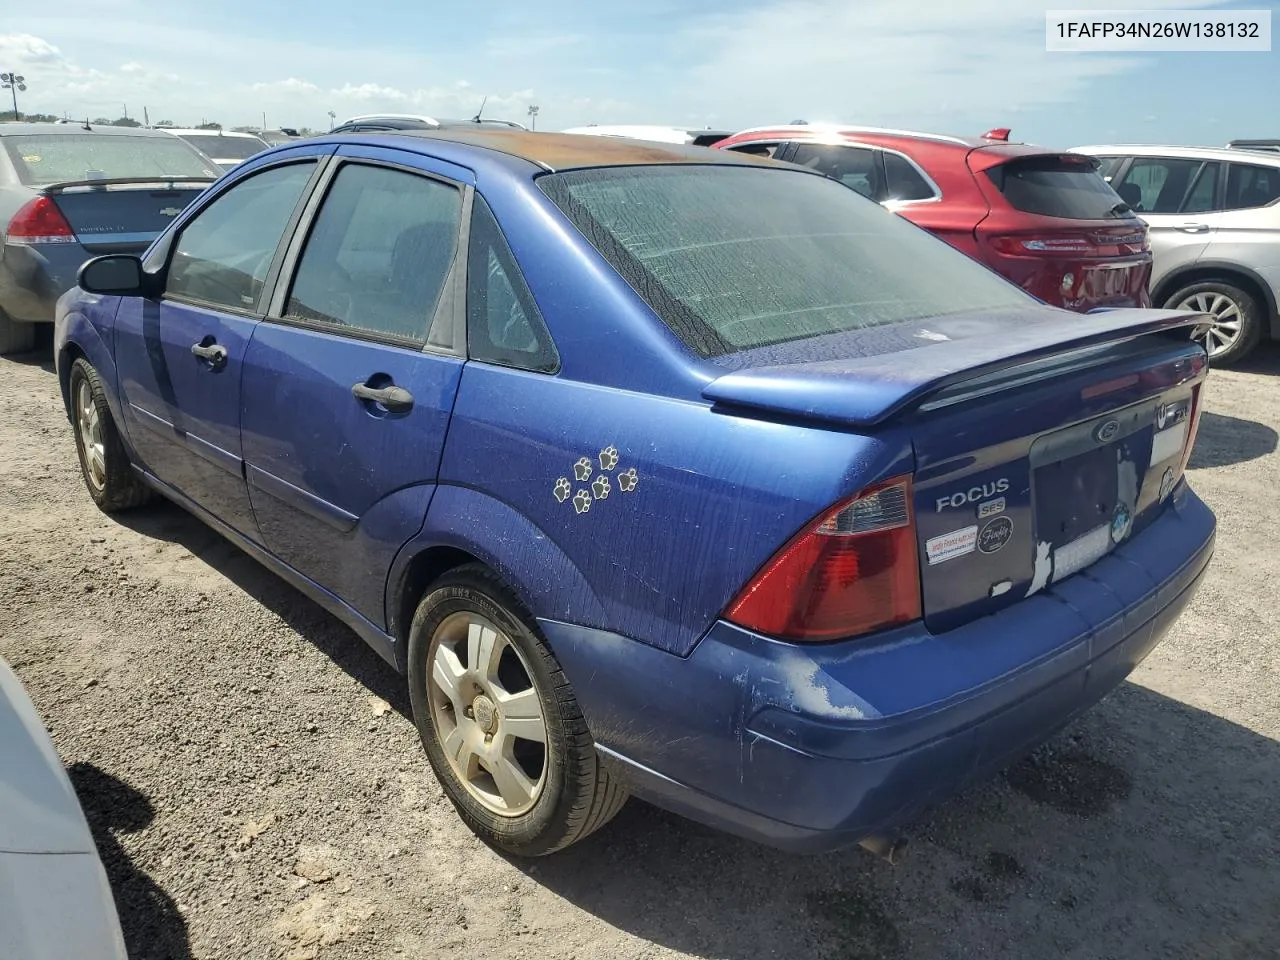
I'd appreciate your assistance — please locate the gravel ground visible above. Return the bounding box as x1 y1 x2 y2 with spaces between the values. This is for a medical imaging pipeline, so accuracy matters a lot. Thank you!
1 343 1278 960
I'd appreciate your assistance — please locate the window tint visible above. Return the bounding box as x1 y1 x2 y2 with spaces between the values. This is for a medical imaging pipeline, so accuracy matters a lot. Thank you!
1225 163 1280 210
166 162 314 310
986 155 1129 219
1181 162 1220 213
882 152 935 201
286 163 462 343
466 196 557 372
790 144 883 200
539 166 1033 358
1116 158 1216 214
2 133 219 186
727 142 780 158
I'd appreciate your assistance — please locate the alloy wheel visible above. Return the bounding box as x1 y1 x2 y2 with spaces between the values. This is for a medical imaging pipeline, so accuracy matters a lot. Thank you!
427 612 548 816
76 379 107 491
1177 290 1243 357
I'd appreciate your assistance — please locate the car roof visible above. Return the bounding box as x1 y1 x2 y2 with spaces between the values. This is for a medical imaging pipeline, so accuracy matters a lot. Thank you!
324 129 790 173
726 123 1006 149
562 125 732 143
1072 143 1280 166
0 122 185 139
163 128 267 140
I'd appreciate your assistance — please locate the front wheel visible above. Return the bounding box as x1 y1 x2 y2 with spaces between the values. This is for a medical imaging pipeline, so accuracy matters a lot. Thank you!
1166 281 1264 366
407 564 627 856
68 358 153 512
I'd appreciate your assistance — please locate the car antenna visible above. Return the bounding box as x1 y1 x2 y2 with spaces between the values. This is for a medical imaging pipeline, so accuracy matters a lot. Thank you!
82 117 92 130
473 95 488 124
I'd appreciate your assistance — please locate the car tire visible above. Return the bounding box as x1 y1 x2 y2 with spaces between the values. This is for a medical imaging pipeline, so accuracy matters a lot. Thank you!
0 309 36 356
1165 280 1264 366
407 563 627 856
68 358 153 512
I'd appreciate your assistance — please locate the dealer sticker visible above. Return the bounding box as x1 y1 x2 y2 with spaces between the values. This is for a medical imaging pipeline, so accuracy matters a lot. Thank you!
926 525 978 565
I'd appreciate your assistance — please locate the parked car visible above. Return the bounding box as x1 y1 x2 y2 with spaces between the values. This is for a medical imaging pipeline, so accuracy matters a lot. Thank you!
1226 139 1280 155
331 114 527 134
0 123 219 354
1072 144 1280 364
56 131 1214 857
561 125 733 146
161 129 271 172
0 655 126 959
715 124 1153 313
260 128 303 146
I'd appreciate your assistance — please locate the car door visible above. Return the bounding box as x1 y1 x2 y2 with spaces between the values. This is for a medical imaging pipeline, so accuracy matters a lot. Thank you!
114 157 325 537
239 148 469 626
1203 159 1280 272
1111 156 1221 291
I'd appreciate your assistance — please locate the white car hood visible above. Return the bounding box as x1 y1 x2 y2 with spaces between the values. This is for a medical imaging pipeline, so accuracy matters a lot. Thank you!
0 658 96 855
0 851 127 960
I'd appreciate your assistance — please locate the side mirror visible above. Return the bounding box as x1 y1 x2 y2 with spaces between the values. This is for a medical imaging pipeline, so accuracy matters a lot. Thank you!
78 255 149 297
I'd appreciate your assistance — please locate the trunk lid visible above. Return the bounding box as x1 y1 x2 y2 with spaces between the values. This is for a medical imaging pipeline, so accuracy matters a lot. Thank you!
43 178 212 253
703 307 1209 635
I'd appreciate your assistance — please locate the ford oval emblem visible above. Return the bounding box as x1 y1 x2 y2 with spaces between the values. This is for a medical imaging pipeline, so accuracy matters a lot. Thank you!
1095 419 1121 444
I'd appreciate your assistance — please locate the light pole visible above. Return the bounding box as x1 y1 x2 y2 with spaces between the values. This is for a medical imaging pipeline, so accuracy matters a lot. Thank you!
1 72 27 121
327 110 336 131
527 104 539 131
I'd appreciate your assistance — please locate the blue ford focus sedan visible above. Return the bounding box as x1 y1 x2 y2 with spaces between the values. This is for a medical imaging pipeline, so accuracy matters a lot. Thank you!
54 131 1216 857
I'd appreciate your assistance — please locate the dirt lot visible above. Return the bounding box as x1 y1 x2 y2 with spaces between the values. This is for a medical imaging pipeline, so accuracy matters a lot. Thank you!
1 343 1278 960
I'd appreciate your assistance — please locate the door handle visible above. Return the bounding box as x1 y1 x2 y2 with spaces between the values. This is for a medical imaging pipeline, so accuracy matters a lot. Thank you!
351 381 414 413
1176 222 1209 233
190 341 228 367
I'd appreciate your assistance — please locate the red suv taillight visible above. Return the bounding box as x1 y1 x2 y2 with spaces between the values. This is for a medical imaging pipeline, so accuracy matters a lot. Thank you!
725 476 922 642
7 196 76 244
988 227 1148 258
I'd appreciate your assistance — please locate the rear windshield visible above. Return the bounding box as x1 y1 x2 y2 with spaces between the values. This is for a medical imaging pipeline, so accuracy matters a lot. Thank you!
2 134 219 186
538 165 1032 357
986 155 1130 220
176 134 268 160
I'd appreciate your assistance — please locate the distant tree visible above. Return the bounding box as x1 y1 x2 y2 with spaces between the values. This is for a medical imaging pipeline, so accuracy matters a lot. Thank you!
91 117 113 126
155 120 175 127
298 127 314 135
195 121 222 130
111 116 142 127
0 111 60 122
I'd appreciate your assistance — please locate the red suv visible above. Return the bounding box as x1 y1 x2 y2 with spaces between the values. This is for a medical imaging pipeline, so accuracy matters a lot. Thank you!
714 125 1152 311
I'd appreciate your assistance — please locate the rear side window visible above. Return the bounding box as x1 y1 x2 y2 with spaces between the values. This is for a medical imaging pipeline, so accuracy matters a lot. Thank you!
883 152 935 201
726 142 780 158
538 165 1033 358
986 155 1130 219
1115 158 1223 214
285 163 462 343
1225 163 1280 209
2 134 219 186
791 144 882 200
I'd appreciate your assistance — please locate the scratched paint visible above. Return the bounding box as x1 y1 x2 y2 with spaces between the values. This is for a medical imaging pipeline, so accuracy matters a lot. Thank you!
1026 541 1053 597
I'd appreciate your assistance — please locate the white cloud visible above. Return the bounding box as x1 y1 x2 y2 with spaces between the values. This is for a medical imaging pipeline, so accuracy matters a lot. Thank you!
0 33 61 63
251 77 322 95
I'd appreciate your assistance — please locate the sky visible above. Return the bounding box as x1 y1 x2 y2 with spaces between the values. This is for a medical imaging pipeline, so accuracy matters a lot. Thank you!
2 0 1275 148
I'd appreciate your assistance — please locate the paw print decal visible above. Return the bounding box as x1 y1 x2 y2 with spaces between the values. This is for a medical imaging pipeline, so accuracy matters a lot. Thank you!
555 444 639 519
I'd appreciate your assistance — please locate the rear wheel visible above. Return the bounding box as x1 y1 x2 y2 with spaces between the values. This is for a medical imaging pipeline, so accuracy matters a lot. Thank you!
0 310 36 356
407 564 627 856
1165 280 1263 366
69 358 153 512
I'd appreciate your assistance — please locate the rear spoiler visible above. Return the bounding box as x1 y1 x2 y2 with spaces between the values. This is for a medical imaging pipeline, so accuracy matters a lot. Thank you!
701 308 1210 429
41 176 217 193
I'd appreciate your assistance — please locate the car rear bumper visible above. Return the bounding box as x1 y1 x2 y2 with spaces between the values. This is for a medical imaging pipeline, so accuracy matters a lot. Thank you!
0 241 94 323
541 481 1215 853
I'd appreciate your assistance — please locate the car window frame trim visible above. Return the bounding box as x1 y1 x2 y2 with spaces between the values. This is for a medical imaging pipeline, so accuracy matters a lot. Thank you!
264 154 472 357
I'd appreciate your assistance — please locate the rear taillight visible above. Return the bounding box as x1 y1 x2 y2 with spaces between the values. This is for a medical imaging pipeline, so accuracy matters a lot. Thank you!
725 476 922 642
987 227 1148 259
7 196 76 244
1179 383 1205 478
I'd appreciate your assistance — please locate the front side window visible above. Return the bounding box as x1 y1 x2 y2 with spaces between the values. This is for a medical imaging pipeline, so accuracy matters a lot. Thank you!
1225 163 1280 210
165 161 315 310
285 163 462 343
790 143 883 200
539 165 1033 358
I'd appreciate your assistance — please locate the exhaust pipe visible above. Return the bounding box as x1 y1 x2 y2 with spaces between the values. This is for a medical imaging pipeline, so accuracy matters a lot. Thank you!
859 833 908 864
